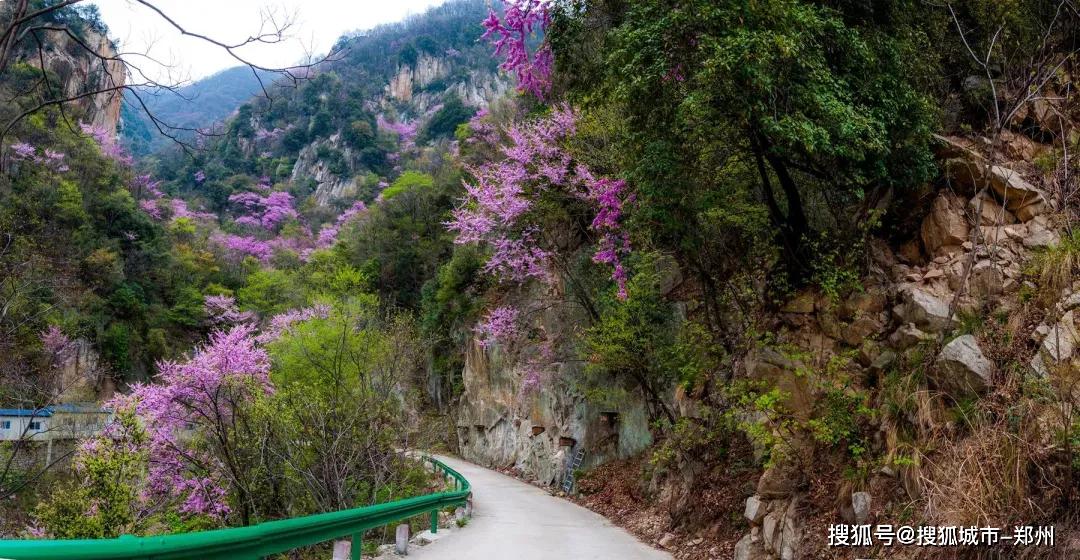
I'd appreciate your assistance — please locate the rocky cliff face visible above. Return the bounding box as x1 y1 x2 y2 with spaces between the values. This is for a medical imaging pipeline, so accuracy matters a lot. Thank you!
26 28 124 132
290 133 361 206
384 54 507 114
456 339 656 485
454 285 655 486
291 53 506 207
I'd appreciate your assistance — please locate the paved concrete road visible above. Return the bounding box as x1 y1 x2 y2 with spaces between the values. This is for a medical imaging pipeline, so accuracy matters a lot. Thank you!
407 455 672 560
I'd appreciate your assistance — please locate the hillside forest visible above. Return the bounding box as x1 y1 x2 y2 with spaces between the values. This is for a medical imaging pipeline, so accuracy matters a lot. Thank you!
3 0 1080 558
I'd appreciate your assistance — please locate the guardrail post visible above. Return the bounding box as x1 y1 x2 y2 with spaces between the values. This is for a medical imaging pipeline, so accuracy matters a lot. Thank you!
351 533 361 560
430 510 439 534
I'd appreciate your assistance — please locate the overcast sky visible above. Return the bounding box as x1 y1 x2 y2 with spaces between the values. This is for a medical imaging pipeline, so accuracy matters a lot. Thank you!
91 0 449 82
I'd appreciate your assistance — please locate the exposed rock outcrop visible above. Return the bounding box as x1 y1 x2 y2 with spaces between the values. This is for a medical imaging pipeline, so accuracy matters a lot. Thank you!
24 27 124 132
933 334 993 396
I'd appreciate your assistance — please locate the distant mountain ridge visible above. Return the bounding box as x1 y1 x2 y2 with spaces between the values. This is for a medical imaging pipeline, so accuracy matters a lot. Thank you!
121 66 274 155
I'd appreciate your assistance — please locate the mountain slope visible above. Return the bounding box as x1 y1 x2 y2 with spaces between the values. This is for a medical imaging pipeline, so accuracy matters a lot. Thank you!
121 67 274 156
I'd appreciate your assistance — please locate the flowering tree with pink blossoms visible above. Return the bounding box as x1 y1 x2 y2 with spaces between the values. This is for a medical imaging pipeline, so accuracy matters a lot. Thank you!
449 105 633 391
229 190 298 230
204 295 256 327
448 104 632 299
482 0 554 100
108 324 272 525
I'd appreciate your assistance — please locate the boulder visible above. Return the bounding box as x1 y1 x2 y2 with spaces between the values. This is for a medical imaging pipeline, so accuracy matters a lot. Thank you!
896 288 955 333
851 492 872 524
969 260 1004 300
757 459 803 499
1024 216 1061 249
869 350 897 375
986 165 1048 216
921 193 970 254
888 324 933 350
933 334 993 396
1030 310 1080 377
842 314 883 346
733 534 770 560
968 191 1016 226
744 496 768 524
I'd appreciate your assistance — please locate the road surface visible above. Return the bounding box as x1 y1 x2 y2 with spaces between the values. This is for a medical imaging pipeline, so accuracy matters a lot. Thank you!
406 455 672 560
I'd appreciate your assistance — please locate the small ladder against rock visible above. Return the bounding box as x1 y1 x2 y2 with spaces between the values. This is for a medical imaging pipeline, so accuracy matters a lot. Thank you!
561 447 586 493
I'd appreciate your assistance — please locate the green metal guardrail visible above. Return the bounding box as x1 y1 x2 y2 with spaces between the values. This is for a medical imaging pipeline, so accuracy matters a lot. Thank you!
0 455 469 560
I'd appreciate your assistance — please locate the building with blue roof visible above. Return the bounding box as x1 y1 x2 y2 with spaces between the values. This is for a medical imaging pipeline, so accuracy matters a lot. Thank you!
0 403 111 441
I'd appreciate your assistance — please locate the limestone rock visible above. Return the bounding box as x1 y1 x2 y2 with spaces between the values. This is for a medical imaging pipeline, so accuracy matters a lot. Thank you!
757 460 802 499
851 492 872 524
744 496 768 524
842 314 883 346
969 260 1004 300
921 193 970 254
987 165 1047 216
968 191 1016 226
1030 310 1080 377
1024 217 1061 249
734 534 769 560
889 324 933 350
896 288 954 333
933 335 993 396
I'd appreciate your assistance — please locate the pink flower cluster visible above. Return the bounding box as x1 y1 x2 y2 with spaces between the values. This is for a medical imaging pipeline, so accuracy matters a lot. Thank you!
212 233 274 263
80 122 131 165
481 0 553 100
8 142 69 172
466 109 499 146
474 306 520 349
133 174 214 223
203 295 256 326
108 324 272 518
255 305 331 344
448 105 632 296
41 325 75 365
229 190 298 230
315 200 368 249
377 115 418 150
